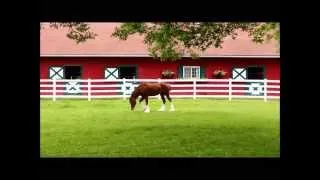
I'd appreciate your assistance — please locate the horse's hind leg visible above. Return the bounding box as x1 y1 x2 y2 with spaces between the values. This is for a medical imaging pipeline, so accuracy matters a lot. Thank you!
158 93 166 111
166 93 175 111
144 96 150 113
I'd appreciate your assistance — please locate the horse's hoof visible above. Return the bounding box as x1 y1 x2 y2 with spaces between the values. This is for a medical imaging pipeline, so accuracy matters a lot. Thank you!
170 109 175 112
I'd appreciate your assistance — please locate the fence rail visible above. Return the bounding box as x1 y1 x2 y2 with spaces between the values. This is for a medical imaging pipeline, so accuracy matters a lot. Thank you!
40 78 280 102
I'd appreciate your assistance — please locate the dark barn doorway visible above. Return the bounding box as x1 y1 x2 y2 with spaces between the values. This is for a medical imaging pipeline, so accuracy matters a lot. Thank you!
247 66 264 79
119 66 137 79
64 66 82 79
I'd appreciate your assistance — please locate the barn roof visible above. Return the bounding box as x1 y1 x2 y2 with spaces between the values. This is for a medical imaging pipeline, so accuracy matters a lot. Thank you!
40 23 280 58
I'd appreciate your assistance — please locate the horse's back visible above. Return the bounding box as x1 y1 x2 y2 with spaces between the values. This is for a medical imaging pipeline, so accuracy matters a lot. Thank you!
160 83 171 92
137 82 171 94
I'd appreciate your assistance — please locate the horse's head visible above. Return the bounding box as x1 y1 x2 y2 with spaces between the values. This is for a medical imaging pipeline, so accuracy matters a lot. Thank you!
129 96 137 111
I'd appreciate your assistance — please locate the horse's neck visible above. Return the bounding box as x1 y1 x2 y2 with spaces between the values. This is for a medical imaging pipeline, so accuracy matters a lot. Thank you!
131 89 140 99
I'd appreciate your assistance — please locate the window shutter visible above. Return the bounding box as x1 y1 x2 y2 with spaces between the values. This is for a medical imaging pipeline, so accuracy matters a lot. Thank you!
200 66 205 79
178 65 183 79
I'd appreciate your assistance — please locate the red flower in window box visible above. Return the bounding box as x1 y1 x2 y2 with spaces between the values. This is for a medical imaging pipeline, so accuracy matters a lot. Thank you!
161 69 175 79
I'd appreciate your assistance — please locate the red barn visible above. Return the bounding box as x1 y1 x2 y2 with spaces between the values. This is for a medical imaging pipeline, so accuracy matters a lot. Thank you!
40 23 280 98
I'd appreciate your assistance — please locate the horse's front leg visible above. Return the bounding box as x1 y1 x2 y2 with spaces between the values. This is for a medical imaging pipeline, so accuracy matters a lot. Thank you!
144 96 150 113
139 97 146 110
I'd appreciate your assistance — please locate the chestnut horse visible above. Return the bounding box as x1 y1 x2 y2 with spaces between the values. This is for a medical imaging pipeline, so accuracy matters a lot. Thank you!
129 82 175 113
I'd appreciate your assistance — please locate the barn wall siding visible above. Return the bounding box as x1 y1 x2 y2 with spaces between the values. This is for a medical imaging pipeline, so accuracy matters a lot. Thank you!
40 57 280 80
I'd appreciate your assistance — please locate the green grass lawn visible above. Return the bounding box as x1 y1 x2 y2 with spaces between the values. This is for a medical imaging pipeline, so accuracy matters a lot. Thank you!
40 98 280 157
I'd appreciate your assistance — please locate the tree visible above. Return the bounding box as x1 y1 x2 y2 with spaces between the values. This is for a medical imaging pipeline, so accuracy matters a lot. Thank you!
247 22 280 52
41 22 279 60
40 22 97 44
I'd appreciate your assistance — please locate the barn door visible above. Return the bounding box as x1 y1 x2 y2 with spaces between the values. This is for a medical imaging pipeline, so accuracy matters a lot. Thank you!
232 67 248 96
105 68 119 80
247 66 265 96
117 66 138 95
121 82 135 95
232 68 247 80
248 82 264 96
104 67 122 95
49 66 64 79
232 67 264 96
65 81 82 94
63 66 82 95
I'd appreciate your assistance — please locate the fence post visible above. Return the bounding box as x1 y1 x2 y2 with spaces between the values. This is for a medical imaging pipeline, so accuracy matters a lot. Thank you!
53 79 56 102
264 78 267 102
158 78 161 100
122 78 126 100
88 78 91 101
228 78 232 101
193 79 196 100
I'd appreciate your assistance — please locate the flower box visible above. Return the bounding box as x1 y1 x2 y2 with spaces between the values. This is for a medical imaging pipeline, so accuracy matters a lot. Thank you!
213 69 227 79
161 69 175 79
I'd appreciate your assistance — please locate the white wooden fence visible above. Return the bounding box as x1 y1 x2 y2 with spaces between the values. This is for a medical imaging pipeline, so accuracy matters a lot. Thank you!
40 78 280 102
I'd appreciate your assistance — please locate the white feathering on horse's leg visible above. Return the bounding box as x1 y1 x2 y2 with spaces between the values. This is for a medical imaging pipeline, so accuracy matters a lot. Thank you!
144 105 150 113
170 102 175 112
141 101 146 110
158 104 166 111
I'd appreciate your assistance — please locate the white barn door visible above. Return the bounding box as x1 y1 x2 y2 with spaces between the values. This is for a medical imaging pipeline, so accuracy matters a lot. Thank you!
232 67 264 96
105 68 119 80
49 66 64 79
232 68 247 80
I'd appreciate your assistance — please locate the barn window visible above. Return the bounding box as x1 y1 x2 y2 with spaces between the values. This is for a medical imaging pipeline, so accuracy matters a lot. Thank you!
64 66 81 79
183 66 200 79
247 66 264 79
118 66 137 79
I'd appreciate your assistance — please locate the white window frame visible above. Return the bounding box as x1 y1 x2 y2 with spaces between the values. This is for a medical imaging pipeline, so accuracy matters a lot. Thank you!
183 66 201 79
